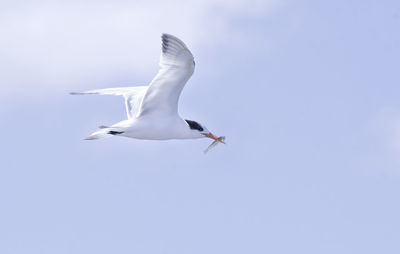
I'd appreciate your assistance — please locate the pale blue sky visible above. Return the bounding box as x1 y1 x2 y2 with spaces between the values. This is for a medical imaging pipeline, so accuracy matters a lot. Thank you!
1 0 400 253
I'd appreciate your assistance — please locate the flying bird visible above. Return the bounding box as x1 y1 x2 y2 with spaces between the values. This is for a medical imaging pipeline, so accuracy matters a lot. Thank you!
71 33 224 145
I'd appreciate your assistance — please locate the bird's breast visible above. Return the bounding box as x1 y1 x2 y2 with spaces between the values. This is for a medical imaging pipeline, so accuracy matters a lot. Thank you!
123 117 189 140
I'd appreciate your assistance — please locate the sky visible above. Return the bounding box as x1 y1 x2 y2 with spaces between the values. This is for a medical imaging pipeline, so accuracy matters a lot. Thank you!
1 0 400 253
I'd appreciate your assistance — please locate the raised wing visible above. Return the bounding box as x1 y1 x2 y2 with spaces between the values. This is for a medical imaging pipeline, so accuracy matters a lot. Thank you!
137 33 195 117
71 86 147 119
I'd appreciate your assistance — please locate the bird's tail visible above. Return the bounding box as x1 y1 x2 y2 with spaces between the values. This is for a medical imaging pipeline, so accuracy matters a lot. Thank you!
85 126 125 140
85 128 112 140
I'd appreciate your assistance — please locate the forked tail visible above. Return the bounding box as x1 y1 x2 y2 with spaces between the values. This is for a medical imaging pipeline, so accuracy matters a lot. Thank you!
85 126 125 140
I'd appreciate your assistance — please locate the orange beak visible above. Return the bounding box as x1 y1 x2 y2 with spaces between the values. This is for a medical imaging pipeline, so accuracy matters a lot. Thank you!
204 133 225 144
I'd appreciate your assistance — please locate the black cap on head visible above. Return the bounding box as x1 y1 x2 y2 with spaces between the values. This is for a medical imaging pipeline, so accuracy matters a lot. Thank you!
185 120 204 132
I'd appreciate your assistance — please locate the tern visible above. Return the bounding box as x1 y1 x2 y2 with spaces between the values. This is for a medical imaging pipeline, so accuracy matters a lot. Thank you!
71 33 224 144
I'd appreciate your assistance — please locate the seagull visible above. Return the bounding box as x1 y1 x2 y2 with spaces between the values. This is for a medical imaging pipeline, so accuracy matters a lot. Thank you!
71 33 224 145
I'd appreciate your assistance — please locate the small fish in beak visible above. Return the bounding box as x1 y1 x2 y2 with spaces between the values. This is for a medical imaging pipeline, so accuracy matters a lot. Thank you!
204 136 226 154
204 133 225 144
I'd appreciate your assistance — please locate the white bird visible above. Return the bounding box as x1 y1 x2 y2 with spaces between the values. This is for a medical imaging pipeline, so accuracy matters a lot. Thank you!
71 33 224 145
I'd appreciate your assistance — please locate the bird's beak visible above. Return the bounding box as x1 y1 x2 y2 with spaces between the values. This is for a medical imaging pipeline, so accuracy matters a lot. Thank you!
204 133 225 144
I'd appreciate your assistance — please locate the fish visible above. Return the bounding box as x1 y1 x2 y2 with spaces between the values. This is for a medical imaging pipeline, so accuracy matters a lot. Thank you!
204 136 226 154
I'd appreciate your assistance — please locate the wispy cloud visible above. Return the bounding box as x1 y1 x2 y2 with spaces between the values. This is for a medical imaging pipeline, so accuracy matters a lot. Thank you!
0 0 279 97
368 107 400 172
371 108 400 150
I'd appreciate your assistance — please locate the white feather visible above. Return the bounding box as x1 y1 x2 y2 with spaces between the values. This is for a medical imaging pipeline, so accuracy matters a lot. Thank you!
137 33 195 117
71 34 222 145
71 86 147 119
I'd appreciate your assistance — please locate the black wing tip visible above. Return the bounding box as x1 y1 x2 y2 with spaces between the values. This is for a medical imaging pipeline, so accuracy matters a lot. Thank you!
160 33 192 60
162 33 174 39
161 34 168 53
108 130 124 135
161 33 187 49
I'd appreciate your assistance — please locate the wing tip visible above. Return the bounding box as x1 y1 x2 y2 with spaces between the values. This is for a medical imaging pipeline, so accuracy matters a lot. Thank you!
161 33 188 51
161 33 172 39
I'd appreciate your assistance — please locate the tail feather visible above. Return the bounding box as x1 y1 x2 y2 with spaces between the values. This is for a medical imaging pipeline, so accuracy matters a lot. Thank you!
85 128 112 140
85 127 125 140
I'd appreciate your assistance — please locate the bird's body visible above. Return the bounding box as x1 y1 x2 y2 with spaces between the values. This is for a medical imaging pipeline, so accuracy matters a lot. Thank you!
101 116 201 140
72 33 223 144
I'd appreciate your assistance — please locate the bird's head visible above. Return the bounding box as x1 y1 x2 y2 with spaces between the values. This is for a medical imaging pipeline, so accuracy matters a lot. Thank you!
185 119 225 143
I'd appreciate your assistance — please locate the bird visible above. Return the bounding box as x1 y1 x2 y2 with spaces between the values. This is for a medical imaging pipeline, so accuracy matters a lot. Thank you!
71 33 224 145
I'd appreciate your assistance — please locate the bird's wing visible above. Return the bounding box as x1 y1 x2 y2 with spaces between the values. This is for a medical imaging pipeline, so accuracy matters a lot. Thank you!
137 33 195 117
71 86 148 119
